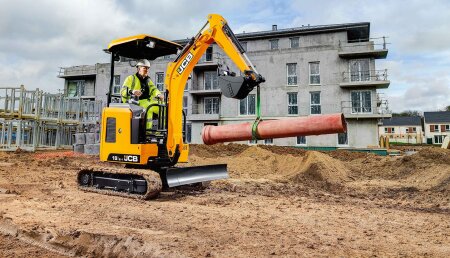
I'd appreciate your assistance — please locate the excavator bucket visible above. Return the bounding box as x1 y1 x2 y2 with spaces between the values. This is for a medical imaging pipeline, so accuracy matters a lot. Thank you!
218 75 253 100
164 164 228 187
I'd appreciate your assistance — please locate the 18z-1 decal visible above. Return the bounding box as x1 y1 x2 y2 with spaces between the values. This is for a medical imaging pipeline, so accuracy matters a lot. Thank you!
107 154 140 163
177 52 193 74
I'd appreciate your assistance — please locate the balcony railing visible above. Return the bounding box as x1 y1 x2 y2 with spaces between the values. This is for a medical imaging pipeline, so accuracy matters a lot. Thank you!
340 69 390 89
338 37 389 59
58 65 97 77
191 103 220 115
342 69 388 82
341 99 391 119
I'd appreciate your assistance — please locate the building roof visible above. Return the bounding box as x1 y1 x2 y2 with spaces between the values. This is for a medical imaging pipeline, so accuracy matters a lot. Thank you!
381 116 422 126
424 111 450 123
173 22 370 44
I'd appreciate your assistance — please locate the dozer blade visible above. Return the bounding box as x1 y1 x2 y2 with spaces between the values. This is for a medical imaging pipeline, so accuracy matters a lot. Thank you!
164 164 228 187
77 166 162 200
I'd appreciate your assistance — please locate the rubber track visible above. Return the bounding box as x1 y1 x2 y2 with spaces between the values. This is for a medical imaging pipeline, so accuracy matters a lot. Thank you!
77 166 162 200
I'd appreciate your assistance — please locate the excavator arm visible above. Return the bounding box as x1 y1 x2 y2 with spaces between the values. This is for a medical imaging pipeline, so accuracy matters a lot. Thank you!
164 14 265 160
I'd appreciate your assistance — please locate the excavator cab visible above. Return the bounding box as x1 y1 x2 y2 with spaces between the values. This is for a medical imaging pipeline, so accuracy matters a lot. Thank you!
106 34 182 104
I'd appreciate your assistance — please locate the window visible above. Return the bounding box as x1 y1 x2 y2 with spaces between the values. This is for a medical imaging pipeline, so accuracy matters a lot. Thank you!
384 128 388 133
269 39 279 50
434 135 445 144
203 47 213 62
204 71 218 90
112 75 121 94
241 42 247 52
391 127 395 133
67 80 85 97
434 125 439 132
155 72 164 91
288 93 298 115
413 127 417 132
349 59 370 82
185 124 192 143
290 37 299 48
309 62 320 85
310 92 321 114
204 97 219 114
264 138 273 145
446 125 450 131
338 132 348 145
297 136 306 145
240 94 256 115
182 96 188 115
351 91 372 113
287 63 297 85
249 139 258 145
406 128 409 133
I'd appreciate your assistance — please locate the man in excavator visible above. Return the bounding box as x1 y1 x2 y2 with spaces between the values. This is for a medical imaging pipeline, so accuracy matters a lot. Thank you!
120 59 164 129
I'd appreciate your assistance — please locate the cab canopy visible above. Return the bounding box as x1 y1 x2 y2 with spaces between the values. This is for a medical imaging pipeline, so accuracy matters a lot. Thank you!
107 34 181 60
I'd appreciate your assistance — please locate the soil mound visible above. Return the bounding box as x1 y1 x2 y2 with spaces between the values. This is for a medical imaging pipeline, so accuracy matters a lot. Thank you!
189 143 250 158
191 146 350 186
258 145 307 156
327 150 374 161
226 146 305 181
290 151 350 185
347 147 450 191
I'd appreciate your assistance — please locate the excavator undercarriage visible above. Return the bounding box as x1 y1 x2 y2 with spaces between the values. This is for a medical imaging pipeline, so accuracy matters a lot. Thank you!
77 164 227 199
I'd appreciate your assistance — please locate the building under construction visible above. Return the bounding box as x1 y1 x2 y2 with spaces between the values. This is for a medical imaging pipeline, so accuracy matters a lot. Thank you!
0 85 102 151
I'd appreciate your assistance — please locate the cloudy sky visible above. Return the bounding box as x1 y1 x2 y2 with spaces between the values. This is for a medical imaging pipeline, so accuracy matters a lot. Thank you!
0 0 449 112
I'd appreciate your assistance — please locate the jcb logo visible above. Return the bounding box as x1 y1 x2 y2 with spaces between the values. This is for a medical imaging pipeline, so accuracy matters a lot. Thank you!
177 52 193 74
124 155 138 162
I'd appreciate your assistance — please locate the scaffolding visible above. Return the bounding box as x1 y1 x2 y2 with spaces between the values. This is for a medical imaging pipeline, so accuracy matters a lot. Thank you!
0 85 102 151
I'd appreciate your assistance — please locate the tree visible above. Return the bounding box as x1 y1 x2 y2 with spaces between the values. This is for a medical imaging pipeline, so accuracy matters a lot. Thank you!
392 110 422 117
445 105 450 111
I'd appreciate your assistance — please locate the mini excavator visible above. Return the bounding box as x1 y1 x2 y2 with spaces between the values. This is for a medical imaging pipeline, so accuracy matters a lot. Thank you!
77 14 265 199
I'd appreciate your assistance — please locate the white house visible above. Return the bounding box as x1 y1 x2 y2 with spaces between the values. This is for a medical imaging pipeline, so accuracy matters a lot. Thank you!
379 116 423 144
424 111 450 144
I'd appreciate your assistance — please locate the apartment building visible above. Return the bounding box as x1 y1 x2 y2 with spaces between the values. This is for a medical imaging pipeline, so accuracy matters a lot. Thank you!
379 116 423 144
424 111 450 144
58 22 391 148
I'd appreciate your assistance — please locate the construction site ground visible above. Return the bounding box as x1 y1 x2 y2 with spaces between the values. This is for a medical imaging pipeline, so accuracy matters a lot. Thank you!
0 144 449 257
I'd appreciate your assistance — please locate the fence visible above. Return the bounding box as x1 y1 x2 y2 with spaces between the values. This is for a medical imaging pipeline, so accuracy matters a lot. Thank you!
0 85 102 151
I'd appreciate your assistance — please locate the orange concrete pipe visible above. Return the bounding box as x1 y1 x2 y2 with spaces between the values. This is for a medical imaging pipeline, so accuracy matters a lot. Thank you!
202 113 346 145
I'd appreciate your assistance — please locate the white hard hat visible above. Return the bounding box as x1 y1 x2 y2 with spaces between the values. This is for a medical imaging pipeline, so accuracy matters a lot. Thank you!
136 59 150 67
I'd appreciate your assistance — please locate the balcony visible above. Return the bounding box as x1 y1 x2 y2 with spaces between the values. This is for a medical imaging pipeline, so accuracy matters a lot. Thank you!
190 72 222 95
189 87 221 95
339 69 390 89
338 37 388 59
188 103 220 121
58 65 97 78
341 96 392 119
194 52 220 70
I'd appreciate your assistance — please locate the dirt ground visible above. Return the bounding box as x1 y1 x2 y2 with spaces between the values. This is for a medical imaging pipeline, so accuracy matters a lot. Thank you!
0 144 449 257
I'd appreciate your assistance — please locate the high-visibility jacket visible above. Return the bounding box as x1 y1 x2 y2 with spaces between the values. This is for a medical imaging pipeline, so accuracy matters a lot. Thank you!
120 74 161 105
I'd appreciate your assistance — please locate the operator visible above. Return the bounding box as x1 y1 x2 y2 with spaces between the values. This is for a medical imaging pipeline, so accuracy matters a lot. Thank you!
121 59 164 130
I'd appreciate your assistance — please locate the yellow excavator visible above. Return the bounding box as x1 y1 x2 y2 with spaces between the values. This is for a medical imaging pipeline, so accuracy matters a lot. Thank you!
77 14 265 199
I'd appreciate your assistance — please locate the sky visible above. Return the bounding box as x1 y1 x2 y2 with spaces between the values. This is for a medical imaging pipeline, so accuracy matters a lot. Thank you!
0 0 449 113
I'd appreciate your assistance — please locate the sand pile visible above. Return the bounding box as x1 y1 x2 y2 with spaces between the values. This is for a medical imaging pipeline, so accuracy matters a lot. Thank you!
290 151 350 185
190 145 350 186
347 148 450 191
